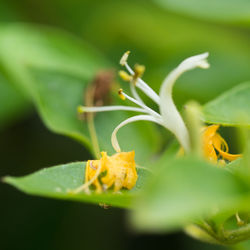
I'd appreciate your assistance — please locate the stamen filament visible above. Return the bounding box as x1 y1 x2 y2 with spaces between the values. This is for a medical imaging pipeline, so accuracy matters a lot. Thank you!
78 105 147 114
121 90 161 119
130 83 145 105
119 69 145 104
124 62 160 104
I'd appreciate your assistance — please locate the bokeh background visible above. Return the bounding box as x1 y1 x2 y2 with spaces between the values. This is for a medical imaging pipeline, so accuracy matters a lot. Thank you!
1 0 250 249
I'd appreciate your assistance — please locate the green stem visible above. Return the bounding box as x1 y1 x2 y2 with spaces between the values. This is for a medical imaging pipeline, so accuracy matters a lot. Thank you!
223 223 250 244
184 101 203 157
86 86 101 159
197 220 250 245
87 113 101 159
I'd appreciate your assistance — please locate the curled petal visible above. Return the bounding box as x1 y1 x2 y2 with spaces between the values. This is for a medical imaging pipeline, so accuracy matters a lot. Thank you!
159 53 210 151
111 115 164 152
202 125 242 162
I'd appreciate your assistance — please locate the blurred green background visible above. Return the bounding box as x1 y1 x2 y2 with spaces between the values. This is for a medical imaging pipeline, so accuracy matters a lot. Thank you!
1 0 250 249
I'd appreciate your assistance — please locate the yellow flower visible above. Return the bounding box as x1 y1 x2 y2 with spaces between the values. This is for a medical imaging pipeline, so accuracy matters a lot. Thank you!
76 51 241 195
202 125 242 163
73 151 137 194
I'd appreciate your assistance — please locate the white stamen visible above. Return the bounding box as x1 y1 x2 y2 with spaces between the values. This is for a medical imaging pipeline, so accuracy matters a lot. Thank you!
124 62 160 104
111 115 164 152
121 91 161 119
78 105 147 114
130 83 145 105
120 51 130 66
124 62 134 75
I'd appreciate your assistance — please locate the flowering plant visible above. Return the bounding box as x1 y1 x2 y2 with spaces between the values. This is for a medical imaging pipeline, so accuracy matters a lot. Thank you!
2 24 250 246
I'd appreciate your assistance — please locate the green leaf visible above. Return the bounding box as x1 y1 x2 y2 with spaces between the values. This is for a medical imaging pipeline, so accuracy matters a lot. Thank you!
154 0 250 23
0 24 159 163
3 161 151 209
226 159 243 175
202 82 250 126
0 23 106 146
0 23 106 80
130 156 247 232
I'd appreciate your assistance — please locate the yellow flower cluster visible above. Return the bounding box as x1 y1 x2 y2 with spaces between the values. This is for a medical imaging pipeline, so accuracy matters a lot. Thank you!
84 151 137 193
75 52 242 195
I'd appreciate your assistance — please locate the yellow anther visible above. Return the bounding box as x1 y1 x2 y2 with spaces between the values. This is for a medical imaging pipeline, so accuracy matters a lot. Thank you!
77 105 85 113
120 51 130 66
118 89 126 100
119 70 132 82
132 64 145 85
134 64 145 77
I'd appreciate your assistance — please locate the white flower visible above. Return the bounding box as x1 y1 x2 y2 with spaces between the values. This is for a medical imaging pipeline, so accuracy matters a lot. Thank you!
78 51 210 153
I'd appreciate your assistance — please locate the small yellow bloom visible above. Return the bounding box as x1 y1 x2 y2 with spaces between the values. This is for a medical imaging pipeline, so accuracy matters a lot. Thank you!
202 125 242 163
75 151 137 194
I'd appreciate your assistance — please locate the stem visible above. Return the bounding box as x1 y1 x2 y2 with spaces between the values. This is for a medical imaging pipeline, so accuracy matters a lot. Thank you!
196 220 250 245
184 101 203 157
85 86 101 159
223 223 250 244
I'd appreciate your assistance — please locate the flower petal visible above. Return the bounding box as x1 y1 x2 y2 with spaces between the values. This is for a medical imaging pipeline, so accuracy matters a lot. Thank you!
159 53 210 151
111 115 164 152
